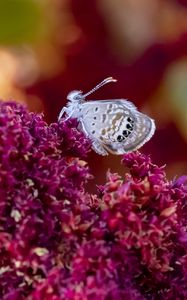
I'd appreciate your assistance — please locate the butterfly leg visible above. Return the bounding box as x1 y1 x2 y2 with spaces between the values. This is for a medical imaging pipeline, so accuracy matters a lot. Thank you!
58 107 75 122
58 107 67 121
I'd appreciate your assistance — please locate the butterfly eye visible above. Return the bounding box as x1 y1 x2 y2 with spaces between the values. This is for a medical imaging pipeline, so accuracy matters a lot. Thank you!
117 135 125 142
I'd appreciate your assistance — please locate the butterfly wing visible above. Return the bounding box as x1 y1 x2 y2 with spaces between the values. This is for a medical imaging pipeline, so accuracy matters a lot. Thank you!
78 99 155 155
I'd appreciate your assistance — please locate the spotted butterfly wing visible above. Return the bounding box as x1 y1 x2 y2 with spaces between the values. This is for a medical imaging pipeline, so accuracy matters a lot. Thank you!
78 99 155 155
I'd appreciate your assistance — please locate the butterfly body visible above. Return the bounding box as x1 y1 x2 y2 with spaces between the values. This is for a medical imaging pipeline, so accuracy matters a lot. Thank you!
58 78 155 155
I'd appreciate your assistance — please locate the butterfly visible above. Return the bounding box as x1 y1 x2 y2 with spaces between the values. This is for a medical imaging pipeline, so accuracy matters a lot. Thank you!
58 77 155 155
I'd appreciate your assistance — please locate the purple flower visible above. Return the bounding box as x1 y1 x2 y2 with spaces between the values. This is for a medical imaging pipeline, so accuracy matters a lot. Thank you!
0 101 187 299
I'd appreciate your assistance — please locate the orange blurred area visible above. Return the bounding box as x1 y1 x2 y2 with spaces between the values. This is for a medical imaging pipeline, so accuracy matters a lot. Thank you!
1 0 187 185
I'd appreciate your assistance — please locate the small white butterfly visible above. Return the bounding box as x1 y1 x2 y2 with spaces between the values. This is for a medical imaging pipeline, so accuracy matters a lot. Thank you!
58 77 155 155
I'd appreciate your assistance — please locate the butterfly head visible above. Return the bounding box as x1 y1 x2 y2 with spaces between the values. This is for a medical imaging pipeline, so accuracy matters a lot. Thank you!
67 90 84 102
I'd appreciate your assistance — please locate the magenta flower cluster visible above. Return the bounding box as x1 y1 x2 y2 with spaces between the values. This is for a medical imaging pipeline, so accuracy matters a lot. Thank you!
0 101 187 300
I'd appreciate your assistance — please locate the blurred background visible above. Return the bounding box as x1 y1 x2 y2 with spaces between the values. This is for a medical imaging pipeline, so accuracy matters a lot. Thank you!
1 0 187 187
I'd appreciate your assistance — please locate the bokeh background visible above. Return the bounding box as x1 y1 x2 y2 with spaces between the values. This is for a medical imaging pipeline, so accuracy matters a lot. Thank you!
1 0 187 187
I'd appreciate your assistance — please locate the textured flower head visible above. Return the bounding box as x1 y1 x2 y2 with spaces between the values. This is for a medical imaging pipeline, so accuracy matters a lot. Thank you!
0 101 187 300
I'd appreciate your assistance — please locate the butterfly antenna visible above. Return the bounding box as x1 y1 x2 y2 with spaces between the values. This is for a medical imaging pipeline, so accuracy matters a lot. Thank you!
82 77 117 98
